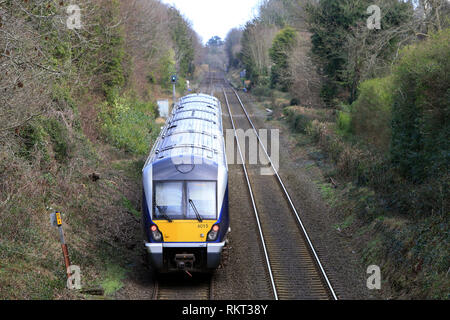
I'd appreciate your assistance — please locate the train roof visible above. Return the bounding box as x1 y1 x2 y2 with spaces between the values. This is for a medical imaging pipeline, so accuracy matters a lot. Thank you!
144 93 226 169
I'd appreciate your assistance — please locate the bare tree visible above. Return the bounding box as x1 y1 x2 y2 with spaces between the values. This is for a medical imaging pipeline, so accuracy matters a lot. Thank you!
241 20 279 83
287 32 323 107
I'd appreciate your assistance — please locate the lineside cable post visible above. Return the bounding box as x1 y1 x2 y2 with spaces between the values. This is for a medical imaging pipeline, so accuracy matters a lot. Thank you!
50 211 71 280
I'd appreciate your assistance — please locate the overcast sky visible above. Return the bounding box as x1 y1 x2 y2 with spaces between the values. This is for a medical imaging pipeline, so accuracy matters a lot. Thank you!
161 0 261 43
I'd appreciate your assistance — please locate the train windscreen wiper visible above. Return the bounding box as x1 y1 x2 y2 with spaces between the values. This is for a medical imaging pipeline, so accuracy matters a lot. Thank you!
188 199 203 222
156 206 173 222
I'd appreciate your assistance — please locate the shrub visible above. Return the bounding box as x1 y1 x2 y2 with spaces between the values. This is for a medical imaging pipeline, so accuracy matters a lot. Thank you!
99 92 159 155
351 76 394 150
284 107 311 134
320 81 338 107
18 122 48 163
337 103 352 136
390 29 450 181
252 85 273 99
43 118 72 163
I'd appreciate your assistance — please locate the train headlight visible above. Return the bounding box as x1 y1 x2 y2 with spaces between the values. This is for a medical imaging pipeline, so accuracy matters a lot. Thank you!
150 225 162 241
207 224 220 241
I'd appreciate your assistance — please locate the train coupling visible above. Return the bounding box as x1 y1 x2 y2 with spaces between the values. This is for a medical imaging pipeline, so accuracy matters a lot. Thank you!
175 253 196 270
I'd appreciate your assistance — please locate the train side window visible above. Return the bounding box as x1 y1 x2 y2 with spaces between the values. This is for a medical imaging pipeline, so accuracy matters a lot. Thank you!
154 182 183 219
186 181 217 220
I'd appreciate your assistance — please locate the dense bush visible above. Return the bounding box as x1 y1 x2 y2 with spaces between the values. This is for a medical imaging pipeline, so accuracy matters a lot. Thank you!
99 92 160 155
252 85 273 98
18 118 71 165
18 122 49 164
284 106 315 134
336 110 352 136
351 76 394 151
43 118 72 163
390 29 450 181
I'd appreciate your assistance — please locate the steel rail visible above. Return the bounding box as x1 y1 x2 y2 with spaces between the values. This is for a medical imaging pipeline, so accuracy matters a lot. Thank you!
153 275 213 300
152 74 216 301
231 87 338 300
222 88 279 300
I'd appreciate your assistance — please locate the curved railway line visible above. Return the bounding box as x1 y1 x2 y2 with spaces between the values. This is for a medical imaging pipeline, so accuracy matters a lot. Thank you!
152 72 338 300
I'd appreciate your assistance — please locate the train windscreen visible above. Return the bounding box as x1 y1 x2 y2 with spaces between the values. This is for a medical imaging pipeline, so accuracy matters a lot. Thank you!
187 181 217 220
154 182 183 219
153 181 217 220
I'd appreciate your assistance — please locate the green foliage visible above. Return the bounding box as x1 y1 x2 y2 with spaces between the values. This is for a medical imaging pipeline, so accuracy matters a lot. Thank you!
94 1 127 96
42 118 71 163
379 212 450 298
121 195 140 219
319 81 339 107
252 85 273 98
390 29 450 181
168 7 196 78
306 0 412 104
99 92 160 156
158 49 177 90
284 107 312 134
206 36 224 47
351 76 394 150
101 37 126 95
101 263 126 296
18 122 49 163
52 84 77 111
18 118 71 165
336 109 352 136
269 27 296 90
307 0 367 85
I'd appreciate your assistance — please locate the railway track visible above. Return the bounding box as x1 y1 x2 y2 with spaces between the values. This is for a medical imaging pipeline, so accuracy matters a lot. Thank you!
222 82 338 300
153 273 213 300
151 72 219 301
151 72 337 300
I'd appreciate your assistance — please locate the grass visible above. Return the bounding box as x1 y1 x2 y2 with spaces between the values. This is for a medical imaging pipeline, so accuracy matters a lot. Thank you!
0 107 147 299
334 213 355 231
101 263 126 296
99 92 160 156
318 182 338 207
121 195 140 219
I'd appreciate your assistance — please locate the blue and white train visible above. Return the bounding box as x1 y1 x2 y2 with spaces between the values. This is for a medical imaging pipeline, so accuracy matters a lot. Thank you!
142 93 229 272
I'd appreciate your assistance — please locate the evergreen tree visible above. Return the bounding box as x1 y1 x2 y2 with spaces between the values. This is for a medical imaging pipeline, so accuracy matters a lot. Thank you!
269 26 296 90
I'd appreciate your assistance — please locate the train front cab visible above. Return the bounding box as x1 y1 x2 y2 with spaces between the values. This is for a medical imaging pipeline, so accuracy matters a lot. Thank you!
142 157 229 273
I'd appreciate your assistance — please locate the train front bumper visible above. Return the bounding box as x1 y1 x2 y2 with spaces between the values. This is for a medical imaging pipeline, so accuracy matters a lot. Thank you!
145 241 225 271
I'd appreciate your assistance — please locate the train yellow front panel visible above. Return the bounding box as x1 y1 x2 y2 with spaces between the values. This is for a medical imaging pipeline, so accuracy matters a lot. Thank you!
157 220 216 242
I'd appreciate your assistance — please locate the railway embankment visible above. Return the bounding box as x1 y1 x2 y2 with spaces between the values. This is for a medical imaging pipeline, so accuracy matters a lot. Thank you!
235 87 448 299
